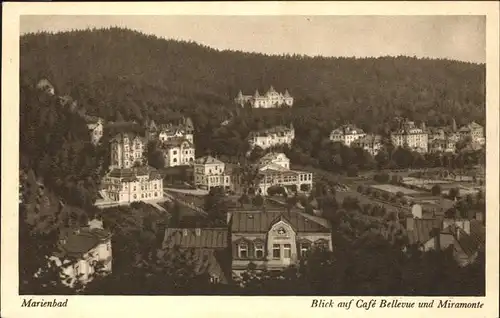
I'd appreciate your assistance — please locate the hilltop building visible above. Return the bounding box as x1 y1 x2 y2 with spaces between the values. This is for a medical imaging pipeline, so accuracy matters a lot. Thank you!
258 152 290 170
329 124 366 146
229 210 332 276
248 124 295 150
109 132 147 169
49 218 112 287
101 166 163 203
84 116 104 145
390 120 428 153
146 117 194 143
235 86 294 108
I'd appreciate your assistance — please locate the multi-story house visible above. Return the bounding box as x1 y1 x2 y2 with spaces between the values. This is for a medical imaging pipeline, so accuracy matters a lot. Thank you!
162 228 230 284
258 152 290 170
109 132 147 169
147 117 195 144
248 124 295 150
235 86 294 108
351 134 383 156
459 121 485 145
329 124 366 146
49 218 112 287
390 121 428 153
84 116 104 145
229 210 332 276
101 166 164 203
193 156 235 191
159 137 195 167
257 165 313 195
429 138 457 153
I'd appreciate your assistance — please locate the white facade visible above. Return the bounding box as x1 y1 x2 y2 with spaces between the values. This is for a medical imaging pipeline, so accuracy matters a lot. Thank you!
258 152 290 170
193 156 233 190
329 125 366 146
50 222 112 287
102 167 164 204
391 122 429 153
235 86 293 108
86 118 104 145
248 125 295 150
160 138 195 167
110 133 147 169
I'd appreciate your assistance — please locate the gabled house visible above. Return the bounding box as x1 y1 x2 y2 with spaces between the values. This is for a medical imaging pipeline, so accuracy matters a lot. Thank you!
229 210 332 276
162 228 230 284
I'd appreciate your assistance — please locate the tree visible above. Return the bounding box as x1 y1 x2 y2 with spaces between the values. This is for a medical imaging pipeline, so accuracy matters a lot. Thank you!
252 194 264 207
448 187 460 200
431 184 442 196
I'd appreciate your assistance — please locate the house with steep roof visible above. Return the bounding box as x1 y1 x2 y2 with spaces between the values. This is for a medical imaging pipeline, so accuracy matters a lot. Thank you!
390 120 428 153
404 215 483 267
101 166 163 203
235 86 293 108
458 121 485 145
162 228 230 284
84 115 104 145
229 210 332 275
329 124 367 146
193 156 237 191
351 134 383 156
109 132 147 169
49 218 112 287
159 137 195 167
248 124 295 150
258 152 290 170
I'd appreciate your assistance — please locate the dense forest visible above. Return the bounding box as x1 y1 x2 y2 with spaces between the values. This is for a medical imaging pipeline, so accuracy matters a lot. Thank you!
19 28 485 295
21 27 485 160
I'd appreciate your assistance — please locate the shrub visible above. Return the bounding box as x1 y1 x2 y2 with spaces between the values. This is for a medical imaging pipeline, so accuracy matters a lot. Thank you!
252 194 264 207
431 184 442 196
396 191 404 198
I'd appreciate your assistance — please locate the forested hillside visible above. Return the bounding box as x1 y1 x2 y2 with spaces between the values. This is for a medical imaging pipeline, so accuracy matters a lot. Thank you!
21 28 485 157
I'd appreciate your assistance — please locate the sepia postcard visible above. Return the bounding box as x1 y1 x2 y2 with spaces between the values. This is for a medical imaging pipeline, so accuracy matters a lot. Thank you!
1 2 499 318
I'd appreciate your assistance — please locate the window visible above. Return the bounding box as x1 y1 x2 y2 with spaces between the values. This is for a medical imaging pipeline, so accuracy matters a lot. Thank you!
238 243 248 258
283 244 291 258
272 244 280 259
133 194 137 199
300 243 311 258
254 244 264 258
154 184 157 189
210 276 220 284
173 150 177 155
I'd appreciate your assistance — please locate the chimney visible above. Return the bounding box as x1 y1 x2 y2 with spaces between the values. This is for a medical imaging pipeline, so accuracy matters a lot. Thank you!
456 219 471 235
195 228 201 236
226 212 232 224
183 229 188 236
406 216 414 231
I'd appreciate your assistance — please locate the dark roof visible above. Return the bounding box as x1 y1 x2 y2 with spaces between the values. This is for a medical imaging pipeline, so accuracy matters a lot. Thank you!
194 156 224 165
57 227 111 258
107 166 162 181
469 220 486 247
406 218 442 245
231 211 330 233
160 137 193 149
163 228 228 249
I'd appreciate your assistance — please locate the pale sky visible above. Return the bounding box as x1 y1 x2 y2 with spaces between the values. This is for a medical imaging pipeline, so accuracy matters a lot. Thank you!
20 15 486 63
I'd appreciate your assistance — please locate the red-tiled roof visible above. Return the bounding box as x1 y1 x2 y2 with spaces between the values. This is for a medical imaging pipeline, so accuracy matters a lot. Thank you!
231 211 330 233
163 228 228 249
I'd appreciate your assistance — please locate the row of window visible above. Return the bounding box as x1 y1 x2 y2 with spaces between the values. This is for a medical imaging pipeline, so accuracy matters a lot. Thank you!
237 242 313 259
